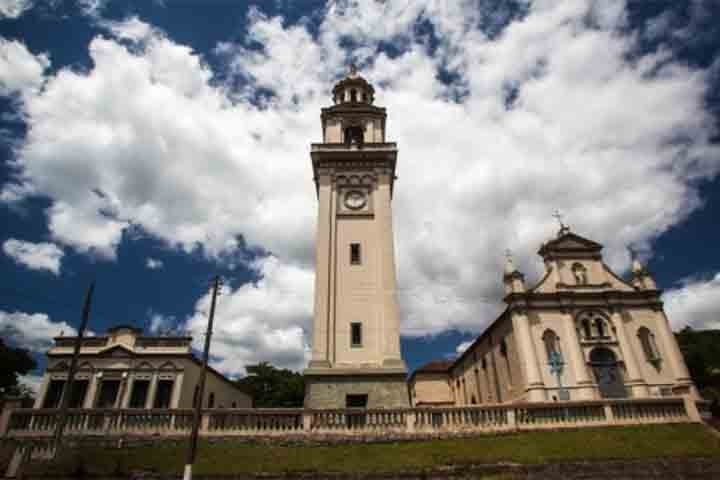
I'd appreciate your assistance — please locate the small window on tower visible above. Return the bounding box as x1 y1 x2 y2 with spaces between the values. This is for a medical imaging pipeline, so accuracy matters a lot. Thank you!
351 322 362 347
350 243 361 265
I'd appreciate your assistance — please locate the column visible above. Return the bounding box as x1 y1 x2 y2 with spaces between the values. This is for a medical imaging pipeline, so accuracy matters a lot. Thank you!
561 311 595 400
510 309 544 401
377 171 402 365
170 372 184 408
609 308 648 398
33 373 50 408
120 373 132 408
145 372 159 409
84 373 100 408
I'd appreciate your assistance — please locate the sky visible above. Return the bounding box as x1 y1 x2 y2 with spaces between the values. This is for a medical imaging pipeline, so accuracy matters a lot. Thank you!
1 0 720 393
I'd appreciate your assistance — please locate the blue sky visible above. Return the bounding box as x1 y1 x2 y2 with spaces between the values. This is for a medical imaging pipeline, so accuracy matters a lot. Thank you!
1 0 720 391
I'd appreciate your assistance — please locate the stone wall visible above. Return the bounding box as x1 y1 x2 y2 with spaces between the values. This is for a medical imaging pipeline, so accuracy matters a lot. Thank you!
304 374 409 409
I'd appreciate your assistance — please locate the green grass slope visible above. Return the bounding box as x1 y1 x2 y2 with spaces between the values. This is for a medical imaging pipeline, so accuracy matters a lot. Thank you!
18 424 720 477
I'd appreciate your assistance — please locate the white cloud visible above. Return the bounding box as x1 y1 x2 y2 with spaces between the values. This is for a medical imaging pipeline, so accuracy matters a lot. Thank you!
2 2 720 372
0 310 76 352
100 15 156 43
455 340 473 355
0 0 33 19
148 311 174 334
184 255 313 375
663 273 720 331
3 238 64 274
145 257 163 269
0 38 49 97
77 0 106 18
18 373 43 395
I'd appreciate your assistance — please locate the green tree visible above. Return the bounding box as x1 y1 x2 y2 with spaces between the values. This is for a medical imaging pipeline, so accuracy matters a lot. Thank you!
675 327 720 404
0 337 37 398
235 362 304 407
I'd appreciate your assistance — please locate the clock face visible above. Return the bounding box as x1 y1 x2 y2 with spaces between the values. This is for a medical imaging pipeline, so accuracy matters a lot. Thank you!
344 190 367 210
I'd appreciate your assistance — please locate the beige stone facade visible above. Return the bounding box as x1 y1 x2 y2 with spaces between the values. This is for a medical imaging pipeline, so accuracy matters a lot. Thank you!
411 228 698 406
304 68 408 408
34 326 251 410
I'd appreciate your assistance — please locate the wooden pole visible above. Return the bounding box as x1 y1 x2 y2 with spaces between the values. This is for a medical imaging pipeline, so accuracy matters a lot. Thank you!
183 276 220 480
52 281 94 453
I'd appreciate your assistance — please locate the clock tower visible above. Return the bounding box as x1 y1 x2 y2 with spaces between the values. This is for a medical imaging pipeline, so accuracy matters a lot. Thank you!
304 67 409 409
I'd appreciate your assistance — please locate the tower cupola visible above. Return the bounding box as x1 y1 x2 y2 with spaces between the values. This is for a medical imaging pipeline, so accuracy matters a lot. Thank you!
331 65 375 105
319 66 387 146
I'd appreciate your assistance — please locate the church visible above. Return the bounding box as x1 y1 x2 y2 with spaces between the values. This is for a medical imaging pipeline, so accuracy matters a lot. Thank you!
303 68 698 409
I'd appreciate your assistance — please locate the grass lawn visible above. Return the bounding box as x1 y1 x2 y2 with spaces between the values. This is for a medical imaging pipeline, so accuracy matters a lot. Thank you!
19 424 720 476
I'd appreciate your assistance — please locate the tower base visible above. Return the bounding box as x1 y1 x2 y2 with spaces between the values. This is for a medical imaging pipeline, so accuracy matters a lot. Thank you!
304 368 409 409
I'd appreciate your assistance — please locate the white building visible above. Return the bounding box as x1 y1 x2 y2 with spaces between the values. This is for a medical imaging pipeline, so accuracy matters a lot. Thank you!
411 227 698 406
35 325 251 410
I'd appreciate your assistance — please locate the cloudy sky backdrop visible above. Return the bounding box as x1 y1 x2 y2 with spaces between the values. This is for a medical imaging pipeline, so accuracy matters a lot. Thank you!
1 0 719 391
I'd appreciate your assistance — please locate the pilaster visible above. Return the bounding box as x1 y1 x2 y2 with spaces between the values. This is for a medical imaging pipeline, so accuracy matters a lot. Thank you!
309 173 332 367
561 309 596 400
377 170 402 365
656 308 697 396
510 306 545 401
608 305 648 398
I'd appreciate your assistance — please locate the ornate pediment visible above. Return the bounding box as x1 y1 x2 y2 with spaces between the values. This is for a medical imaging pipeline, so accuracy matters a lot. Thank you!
539 232 603 258
98 344 135 357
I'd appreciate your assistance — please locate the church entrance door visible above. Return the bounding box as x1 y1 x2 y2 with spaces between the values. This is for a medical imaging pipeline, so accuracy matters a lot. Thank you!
590 347 626 398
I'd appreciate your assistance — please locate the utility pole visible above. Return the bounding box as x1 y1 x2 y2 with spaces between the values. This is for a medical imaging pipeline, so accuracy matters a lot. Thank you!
184 275 221 480
53 281 95 452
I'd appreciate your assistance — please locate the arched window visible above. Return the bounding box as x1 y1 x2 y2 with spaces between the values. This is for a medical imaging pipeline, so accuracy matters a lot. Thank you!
594 317 606 338
581 318 592 339
637 327 661 365
572 262 588 285
208 392 215 408
350 89 357 102
577 311 611 340
542 329 561 362
231 401 237 408
500 339 508 356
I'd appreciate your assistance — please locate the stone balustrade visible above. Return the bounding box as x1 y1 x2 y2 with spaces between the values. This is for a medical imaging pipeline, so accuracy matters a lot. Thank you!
1 397 701 441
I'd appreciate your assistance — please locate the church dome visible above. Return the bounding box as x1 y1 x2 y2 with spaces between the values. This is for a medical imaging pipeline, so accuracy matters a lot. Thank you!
331 65 375 105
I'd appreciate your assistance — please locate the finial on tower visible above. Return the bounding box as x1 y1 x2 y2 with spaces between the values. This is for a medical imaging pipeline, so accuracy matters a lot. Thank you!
503 248 525 294
348 63 358 78
629 246 644 274
504 249 515 275
552 209 570 236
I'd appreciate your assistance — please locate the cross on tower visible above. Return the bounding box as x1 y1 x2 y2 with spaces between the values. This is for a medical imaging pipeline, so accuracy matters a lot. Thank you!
553 209 570 235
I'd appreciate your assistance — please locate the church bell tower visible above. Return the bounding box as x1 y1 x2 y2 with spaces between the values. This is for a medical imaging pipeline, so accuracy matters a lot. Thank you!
304 67 409 409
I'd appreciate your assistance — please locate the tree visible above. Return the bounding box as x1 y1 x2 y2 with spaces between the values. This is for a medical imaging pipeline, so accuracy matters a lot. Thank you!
675 327 720 408
235 362 304 408
0 337 37 398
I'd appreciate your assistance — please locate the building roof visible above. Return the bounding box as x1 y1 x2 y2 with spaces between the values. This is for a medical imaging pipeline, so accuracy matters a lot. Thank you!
409 359 453 382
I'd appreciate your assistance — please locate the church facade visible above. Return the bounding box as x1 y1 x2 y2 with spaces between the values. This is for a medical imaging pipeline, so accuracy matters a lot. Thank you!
410 227 698 406
303 69 697 410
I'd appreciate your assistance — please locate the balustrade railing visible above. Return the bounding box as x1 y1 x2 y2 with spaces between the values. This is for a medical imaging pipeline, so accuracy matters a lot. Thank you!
1 397 698 440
